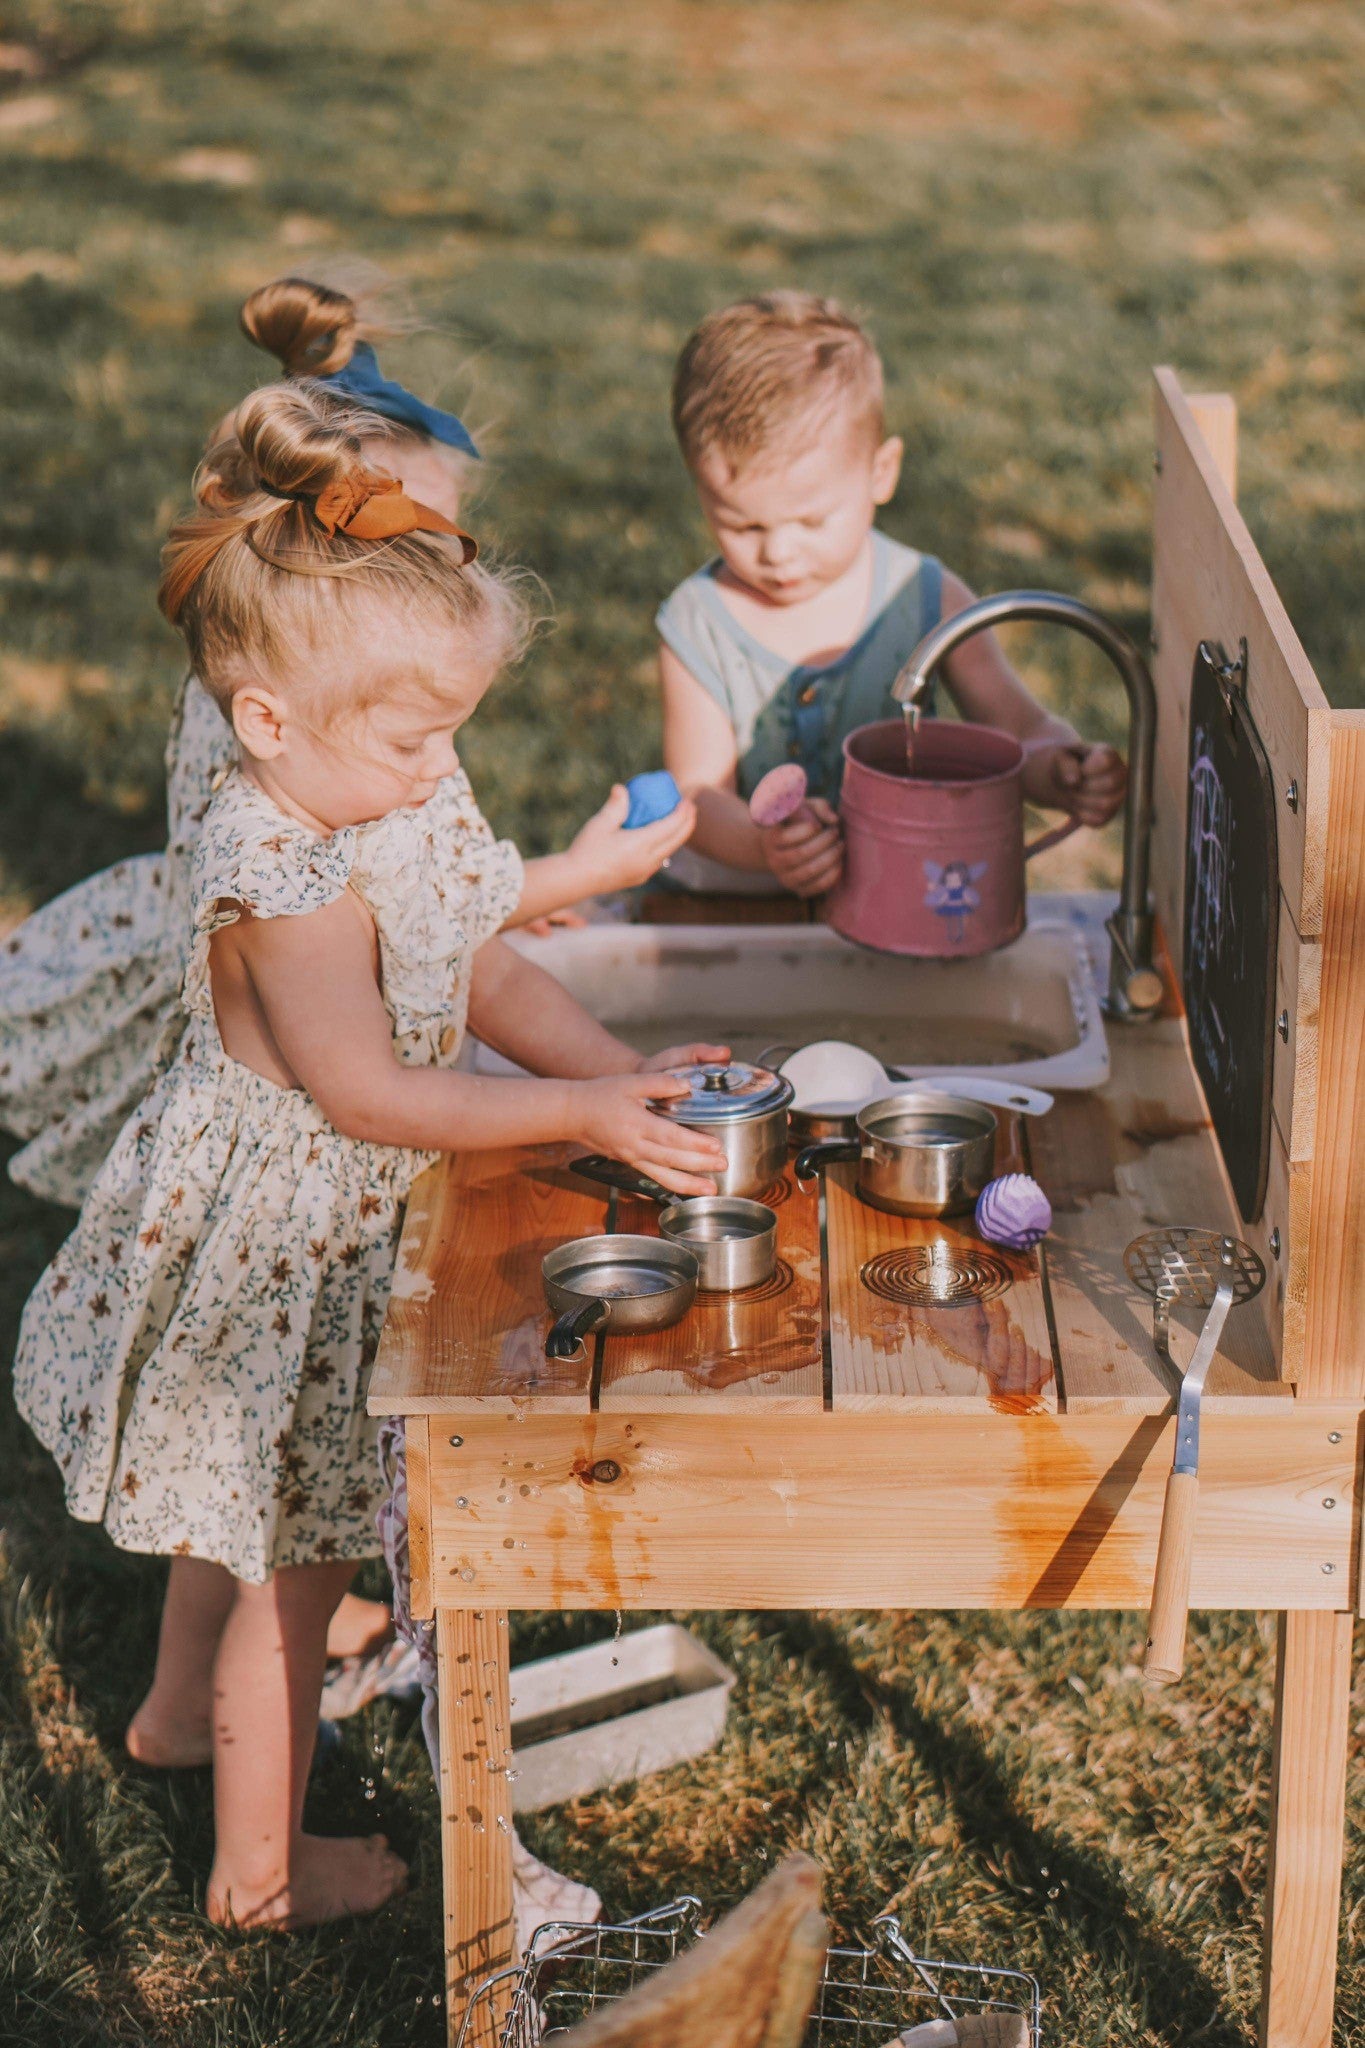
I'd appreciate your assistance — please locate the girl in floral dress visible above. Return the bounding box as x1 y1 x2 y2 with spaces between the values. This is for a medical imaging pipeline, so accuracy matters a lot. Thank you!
0 273 691 1212
13 380 726 1930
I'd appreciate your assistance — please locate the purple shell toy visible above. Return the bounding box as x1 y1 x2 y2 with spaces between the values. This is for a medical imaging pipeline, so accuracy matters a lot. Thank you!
975 1173 1052 1251
624 770 683 829
748 762 809 828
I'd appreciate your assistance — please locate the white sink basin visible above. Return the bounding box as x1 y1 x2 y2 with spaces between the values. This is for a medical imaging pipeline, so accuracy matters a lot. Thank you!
480 892 1112 1092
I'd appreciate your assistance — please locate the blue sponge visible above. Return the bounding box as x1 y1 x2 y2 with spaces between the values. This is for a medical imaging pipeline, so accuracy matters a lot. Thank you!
624 770 683 829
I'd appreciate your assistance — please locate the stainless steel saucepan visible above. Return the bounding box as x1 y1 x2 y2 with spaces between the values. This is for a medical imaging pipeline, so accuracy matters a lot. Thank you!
795 1092 998 1218
648 1059 793 1196
571 1155 777 1293
542 1235 698 1357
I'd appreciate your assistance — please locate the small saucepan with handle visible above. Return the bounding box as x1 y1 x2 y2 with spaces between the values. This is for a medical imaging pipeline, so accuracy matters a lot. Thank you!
571 1155 777 1293
542 1235 698 1358
795 1092 999 1218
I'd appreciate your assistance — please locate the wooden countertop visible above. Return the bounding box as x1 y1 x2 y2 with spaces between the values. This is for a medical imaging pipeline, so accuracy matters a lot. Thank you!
371 1005 1287 1421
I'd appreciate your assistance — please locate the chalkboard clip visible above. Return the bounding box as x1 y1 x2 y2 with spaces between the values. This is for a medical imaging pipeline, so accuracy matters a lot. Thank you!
1199 636 1248 728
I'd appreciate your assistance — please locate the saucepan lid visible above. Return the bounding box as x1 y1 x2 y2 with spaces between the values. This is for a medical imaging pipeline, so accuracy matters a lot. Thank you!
651 1060 794 1125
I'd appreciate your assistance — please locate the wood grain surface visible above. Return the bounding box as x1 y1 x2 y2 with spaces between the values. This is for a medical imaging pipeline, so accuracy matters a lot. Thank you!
436 1606 514 2045
600 1161 823 1411
421 1408 1356 1612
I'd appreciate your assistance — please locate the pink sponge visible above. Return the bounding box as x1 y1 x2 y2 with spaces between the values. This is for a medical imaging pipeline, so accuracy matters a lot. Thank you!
748 763 809 828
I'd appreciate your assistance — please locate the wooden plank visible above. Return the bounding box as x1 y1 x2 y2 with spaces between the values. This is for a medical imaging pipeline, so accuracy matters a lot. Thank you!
1153 367 1332 938
437 1606 515 2045
1029 1013 1286 1406
1258 1610 1353 2048
420 1408 1357 1612
821 1110 1058 1414
407 1414 434 1622
1273 894 1319 1164
1240 1132 1309 1384
1301 719 1365 1398
1185 390 1237 500
369 1149 604 1414
600 1161 823 1411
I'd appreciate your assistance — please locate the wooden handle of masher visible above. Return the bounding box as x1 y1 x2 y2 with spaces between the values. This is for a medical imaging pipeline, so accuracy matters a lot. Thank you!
1143 1467 1200 1685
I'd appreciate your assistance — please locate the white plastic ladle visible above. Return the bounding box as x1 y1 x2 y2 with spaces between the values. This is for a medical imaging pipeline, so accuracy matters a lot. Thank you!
774 1040 1053 1119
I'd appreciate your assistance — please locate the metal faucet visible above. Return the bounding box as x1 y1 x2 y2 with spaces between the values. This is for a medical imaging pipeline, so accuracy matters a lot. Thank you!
892 590 1163 1020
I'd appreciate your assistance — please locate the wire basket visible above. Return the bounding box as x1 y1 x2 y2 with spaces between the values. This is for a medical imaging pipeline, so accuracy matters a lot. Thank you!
455 1896 1041 2047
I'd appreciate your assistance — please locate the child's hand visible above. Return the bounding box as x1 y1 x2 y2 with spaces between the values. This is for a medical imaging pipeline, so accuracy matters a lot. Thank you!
573 1071 726 1196
761 797 844 897
566 785 697 894
521 907 589 937
1023 741 1127 828
636 1042 732 1074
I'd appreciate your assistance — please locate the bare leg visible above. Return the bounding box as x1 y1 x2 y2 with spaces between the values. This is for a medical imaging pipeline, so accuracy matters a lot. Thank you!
325 1590 394 1661
126 1556 236 1767
206 1559 407 1929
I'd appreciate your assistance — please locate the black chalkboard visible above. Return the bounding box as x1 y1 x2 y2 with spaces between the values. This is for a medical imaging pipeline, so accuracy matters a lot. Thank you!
1182 639 1278 1222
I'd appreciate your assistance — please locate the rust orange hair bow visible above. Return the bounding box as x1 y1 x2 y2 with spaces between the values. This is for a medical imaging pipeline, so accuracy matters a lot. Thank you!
297 470 477 560
315 471 477 559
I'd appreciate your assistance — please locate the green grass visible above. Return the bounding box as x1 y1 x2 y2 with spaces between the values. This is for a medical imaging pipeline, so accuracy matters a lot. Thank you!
1 2 1364 2041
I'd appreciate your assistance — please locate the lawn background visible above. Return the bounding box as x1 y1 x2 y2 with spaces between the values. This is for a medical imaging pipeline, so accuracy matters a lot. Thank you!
1 3 1363 2043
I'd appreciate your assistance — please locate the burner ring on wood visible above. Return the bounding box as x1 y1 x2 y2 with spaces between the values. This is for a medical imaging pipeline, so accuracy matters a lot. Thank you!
757 1174 794 1208
860 1245 1015 1308
716 1257 794 1304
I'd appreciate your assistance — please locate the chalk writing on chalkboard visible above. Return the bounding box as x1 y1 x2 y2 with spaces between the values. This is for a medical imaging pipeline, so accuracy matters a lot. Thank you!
1181 640 1277 1223
1186 723 1234 1095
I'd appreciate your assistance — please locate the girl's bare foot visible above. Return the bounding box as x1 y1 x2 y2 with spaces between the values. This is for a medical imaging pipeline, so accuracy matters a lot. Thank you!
325 1592 394 1662
207 1832 408 1929
126 1691 213 1769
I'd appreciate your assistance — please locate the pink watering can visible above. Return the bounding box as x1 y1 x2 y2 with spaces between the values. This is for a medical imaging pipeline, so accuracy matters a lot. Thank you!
827 718 1080 957
750 723 1078 960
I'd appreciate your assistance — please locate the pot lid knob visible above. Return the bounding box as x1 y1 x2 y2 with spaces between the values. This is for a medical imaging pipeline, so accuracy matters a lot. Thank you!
700 1064 735 1091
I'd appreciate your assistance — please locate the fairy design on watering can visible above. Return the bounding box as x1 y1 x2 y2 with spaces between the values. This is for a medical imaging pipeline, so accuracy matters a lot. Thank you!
923 857 989 945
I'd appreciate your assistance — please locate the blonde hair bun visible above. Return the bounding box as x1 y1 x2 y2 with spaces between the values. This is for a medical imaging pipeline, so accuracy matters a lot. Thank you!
240 276 359 378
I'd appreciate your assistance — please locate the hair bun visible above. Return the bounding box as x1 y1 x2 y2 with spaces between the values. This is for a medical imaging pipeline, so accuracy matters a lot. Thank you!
240 276 358 378
233 381 366 503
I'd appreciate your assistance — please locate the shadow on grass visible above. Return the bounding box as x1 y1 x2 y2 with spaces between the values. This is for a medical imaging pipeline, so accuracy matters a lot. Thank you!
769 1612 1246 2048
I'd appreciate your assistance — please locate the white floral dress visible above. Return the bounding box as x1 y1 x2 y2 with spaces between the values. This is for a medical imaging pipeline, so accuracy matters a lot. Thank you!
0 677 520 1207
13 769 522 1584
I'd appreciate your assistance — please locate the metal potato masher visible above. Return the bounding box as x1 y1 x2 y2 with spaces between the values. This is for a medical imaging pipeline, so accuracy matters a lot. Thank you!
1123 1227 1267 1685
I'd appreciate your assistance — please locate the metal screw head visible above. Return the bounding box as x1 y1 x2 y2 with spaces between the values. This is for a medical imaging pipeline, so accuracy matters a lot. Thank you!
448 1434 464 1448
590 1458 623 1485
1329 1431 1343 1444
1277 1009 1289 1042
1322 1562 1336 1575
1323 1497 1337 1510
1269 1229 1281 1259
1285 779 1299 811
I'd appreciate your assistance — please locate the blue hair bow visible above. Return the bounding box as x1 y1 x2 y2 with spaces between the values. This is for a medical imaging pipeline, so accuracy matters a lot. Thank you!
322 341 480 459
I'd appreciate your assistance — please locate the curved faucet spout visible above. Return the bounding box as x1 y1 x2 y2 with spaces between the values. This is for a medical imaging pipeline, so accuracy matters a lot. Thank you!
892 590 1162 1020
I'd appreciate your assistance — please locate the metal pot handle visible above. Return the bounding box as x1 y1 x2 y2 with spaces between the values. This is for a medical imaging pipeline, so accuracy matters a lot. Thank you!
571 1155 669 1205
794 1138 861 1184
755 1043 797 1073
545 1298 611 1359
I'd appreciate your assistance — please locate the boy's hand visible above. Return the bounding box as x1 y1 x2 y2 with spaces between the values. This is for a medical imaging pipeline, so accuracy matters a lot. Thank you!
566 785 696 894
1023 742 1127 829
573 1071 725 1196
761 797 844 897
636 1042 732 1074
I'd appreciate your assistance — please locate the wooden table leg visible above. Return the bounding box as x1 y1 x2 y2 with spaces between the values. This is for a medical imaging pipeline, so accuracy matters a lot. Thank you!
437 1606 515 2047
1258 1609 1353 2048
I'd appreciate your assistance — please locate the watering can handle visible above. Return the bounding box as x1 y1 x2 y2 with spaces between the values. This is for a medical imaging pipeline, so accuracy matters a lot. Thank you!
1023 811 1088 860
1024 815 1084 861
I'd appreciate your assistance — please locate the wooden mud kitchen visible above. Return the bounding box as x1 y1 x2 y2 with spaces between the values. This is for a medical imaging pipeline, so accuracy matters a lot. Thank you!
371 372 1365 2047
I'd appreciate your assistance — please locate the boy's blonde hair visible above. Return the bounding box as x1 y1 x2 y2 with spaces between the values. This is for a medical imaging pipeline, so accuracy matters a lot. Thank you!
671 292 885 472
159 381 530 723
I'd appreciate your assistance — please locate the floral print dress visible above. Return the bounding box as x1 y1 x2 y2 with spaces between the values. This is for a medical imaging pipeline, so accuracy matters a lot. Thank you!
0 677 520 1207
13 768 522 1584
